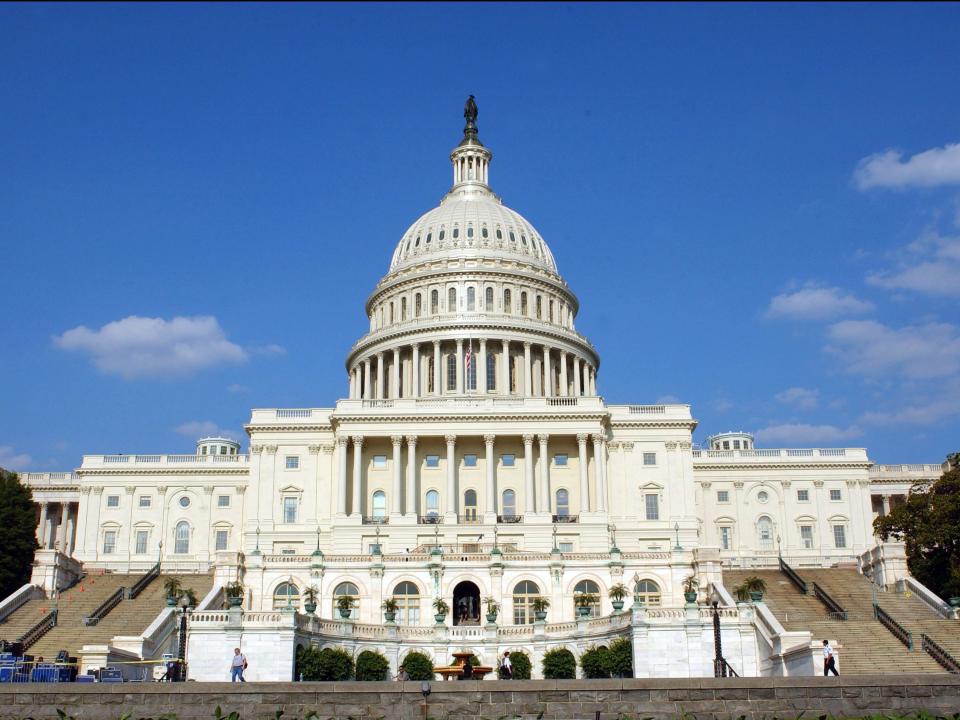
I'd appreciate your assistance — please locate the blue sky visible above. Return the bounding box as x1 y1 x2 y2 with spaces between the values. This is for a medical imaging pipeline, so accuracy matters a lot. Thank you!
2 3 959 469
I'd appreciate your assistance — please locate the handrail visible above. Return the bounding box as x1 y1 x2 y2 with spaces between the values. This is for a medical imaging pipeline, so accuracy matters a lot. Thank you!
713 657 740 677
779 557 808 594
921 633 960 673
0 584 39 623
128 562 160 600
812 582 847 620
874 603 912 650
17 609 57 650
83 587 125 626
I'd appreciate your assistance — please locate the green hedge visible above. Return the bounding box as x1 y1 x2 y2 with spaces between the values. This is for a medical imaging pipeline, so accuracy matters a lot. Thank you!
607 637 633 678
580 646 610 679
296 646 354 681
401 651 435 681
355 649 390 681
509 651 531 680
542 648 576 679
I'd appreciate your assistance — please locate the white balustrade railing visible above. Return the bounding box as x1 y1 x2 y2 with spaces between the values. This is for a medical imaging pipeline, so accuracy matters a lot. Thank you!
692 448 864 462
83 454 249 467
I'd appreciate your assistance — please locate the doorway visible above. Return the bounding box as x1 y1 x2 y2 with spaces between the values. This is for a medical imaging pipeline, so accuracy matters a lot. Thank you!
452 580 481 625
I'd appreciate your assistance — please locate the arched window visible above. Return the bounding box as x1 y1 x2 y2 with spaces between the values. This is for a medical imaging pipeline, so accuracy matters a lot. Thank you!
635 580 661 606
415 293 422 318
448 287 457 313
485 287 494 312
758 516 774 550
502 489 516 519
481 226 488 239
389 302 394 323
536 296 542 319
549 299 554 322
414 235 420 248
509 231 516 243
555 489 569 517
447 354 457 390
467 226 474 239
426 232 432 244
496 228 503 240
574 579 601 618
425 490 439 518
372 491 386 519
464 489 478 522
467 287 476 311
431 289 438 314
504 289 512 314
273 582 300 610
512 580 540 625
520 292 528 316
333 582 359 619
453 226 459 239
392 581 420 625
439 229 445 241
486 353 496 391
174 521 190 554
401 297 407 321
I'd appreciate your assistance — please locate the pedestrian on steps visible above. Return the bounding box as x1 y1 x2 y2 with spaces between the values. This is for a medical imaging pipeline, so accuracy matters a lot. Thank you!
231 647 248 682
822 640 839 676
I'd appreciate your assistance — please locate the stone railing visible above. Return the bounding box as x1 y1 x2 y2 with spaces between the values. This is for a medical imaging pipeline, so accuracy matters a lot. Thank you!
256 550 671 567
82 454 250 468
0 583 41 623
336 396 606 413
896 576 955 619
691 448 868 462
19 472 79 486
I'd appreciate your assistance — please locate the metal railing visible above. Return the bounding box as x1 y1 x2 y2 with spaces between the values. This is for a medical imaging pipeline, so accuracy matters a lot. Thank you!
779 557 808 594
128 562 160 600
361 516 389 525
552 514 579 523
874 603 912 649
812 582 847 620
418 515 443 524
83 587 124 626
17 609 57 650
497 514 522 523
713 657 740 677
921 633 960 673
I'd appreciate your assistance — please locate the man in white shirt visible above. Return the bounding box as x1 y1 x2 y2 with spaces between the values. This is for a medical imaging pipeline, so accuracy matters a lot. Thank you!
822 640 838 676
499 651 513 679
230 647 247 682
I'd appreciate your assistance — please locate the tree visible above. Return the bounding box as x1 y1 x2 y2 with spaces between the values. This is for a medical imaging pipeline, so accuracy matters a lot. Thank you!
400 651 434 681
0 470 38 599
874 457 960 599
355 650 390 681
296 646 354 681
509 651 532 680
579 646 610 678
607 637 633 678
542 648 576 679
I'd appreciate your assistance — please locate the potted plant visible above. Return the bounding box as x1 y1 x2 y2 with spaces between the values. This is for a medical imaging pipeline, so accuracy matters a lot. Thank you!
382 597 399 622
574 592 597 618
182 587 199 609
483 596 500 623
432 597 449 623
164 577 182 606
225 581 244 608
531 596 550 621
683 576 700 604
608 583 628 612
734 576 767 603
303 586 319 614
336 594 356 619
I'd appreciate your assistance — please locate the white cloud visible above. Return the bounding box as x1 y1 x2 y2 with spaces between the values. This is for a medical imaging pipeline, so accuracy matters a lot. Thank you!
656 394 680 404
175 421 238 441
859 379 960 427
854 143 960 190
766 286 873 321
775 387 820 410
866 231 960 296
0 446 33 471
755 423 862 445
54 315 248 379
825 319 960 380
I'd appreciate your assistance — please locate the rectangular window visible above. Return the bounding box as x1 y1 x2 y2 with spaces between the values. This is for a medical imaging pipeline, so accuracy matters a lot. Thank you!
717 490 729 503
106 495 120 508
720 526 731 550
373 455 387 469
554 454 568 467
723 441 730 449
733 440 741 449
285 456 300 470
558 542 574 553
103 531 116 554
833 525 846 548
463 454 478 467
830 489 842 501
797 489 810 502
501 454 515 467
138 496 151 508
425 455 440 468
801 525 814 548
217 495 230 508
643 452 657 466
135 530 148 555
283 497 297 524
645 494 659 521
215 530 229 551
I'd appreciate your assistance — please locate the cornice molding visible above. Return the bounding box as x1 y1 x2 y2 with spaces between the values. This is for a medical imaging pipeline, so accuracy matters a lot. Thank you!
693 462 872 471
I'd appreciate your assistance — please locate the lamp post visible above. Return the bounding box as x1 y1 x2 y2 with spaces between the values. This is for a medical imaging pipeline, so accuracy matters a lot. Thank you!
632 572 641 608
252 525 261 555
710 586 724 678
177 595 191 682
157 540 163 568
315 527 321 554
673 522 682 551
777 534 782 558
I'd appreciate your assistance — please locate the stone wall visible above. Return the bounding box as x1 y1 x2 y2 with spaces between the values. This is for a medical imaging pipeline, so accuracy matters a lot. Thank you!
2 675 960 720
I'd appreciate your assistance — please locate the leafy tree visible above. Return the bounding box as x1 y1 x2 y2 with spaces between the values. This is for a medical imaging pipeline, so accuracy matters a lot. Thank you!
607 637 633 678
355 649 390 681
400 651 434 681
874 456 960 598
509 651 531 680
0 470 38 599
296 646 354 681
579 646 610 679
542 648 576 679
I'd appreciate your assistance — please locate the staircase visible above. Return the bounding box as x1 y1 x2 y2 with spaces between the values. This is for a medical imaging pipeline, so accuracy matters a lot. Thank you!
0 572 213 658
723 568 950 674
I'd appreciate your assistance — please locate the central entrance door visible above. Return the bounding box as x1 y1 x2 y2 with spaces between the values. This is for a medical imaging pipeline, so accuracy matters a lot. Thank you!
452 580 481 625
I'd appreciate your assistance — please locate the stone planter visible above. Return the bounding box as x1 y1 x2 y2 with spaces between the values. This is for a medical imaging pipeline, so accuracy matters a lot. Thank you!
227 596 243 608
166 596 178 607
534 610 547 621
749 591 764 603
485 612 498 624
304 602 317 615
384 610 396 622
611 599 624 612
576 605 591 618
684 591 698 604
339 608 352 619
949 597 960 608
434 613 447 624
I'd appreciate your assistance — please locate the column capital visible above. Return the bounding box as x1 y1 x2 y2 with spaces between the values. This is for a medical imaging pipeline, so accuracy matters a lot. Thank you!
264 445 278 455
664 441 678 450
444 434 457 445
537 433 549 443
351 435 364 447
433 339 441 348
377 350 384 357
522 433 535 445
250 444 263 453
523 341 531 349
483 434 496 445
391 435 403 447
576 433 590 445
308 444 322 454
591 433 606 445
320 444 334 454
406 435 418 446
336 436 350 448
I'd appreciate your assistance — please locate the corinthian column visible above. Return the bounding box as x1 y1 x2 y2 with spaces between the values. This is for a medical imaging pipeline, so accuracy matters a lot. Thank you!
37 502 49 548
406 435 418 517
577 433 590 513
351 436 364 517
376 352 385 400
479 339 487 393
445 435 457 519
538 434 550 513
543 347 553 398
592 434 607 513
484 434 496 517
501 340 510 394
559 351 568 397
336 437 349 516
523 434 536 516
391 348 400 399
363 359 372 400
573 357 582 397
523 342 532 396
391 436 403 516
412 343 421 397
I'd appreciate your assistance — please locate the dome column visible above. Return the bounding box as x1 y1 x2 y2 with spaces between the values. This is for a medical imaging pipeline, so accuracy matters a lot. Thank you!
363 359 372 400
484 434 496 522
543 346 553 398
523 434 536 518
592 434 607 513
412 343 421 397
445 435 458 521
391 348 400 399
577 433 590 512
479 339 487 393
501 340 511 394
559 350 568 397
433 341 442 396
523 342 532 397
456 340 464 394
376 352 385 400
573 356 582 397
590 366 597 396
391 436 403 517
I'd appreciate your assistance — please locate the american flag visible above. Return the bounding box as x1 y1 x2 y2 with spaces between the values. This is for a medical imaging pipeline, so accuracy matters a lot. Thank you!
464 340 472 373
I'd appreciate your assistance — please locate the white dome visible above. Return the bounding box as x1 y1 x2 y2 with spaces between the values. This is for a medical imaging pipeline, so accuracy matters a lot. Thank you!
388 186 558 274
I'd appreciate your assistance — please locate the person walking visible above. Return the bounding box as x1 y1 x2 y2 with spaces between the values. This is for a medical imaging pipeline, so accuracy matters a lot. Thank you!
822 640 839 676
230 647 248 682
395 664 409 681
498 651 512 679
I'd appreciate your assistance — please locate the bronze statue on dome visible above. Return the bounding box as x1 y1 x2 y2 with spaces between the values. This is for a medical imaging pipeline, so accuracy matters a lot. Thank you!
464 95 478 127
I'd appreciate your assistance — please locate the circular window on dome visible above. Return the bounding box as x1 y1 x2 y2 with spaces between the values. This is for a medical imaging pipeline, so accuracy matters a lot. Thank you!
179 496 191 508
757 491 768 503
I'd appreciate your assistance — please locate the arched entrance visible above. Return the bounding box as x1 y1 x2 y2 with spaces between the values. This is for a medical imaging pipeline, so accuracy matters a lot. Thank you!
452 580 481 625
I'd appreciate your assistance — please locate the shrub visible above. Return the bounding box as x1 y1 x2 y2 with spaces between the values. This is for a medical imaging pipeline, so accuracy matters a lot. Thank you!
542 648 576 679
607 637 633 678
355 649 390 681
297 646 354 681
401 651 434 681
509 651 531 680
580 646 610 679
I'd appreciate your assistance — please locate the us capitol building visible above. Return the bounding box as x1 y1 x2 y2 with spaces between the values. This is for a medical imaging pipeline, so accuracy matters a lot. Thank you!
17 100 948 680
